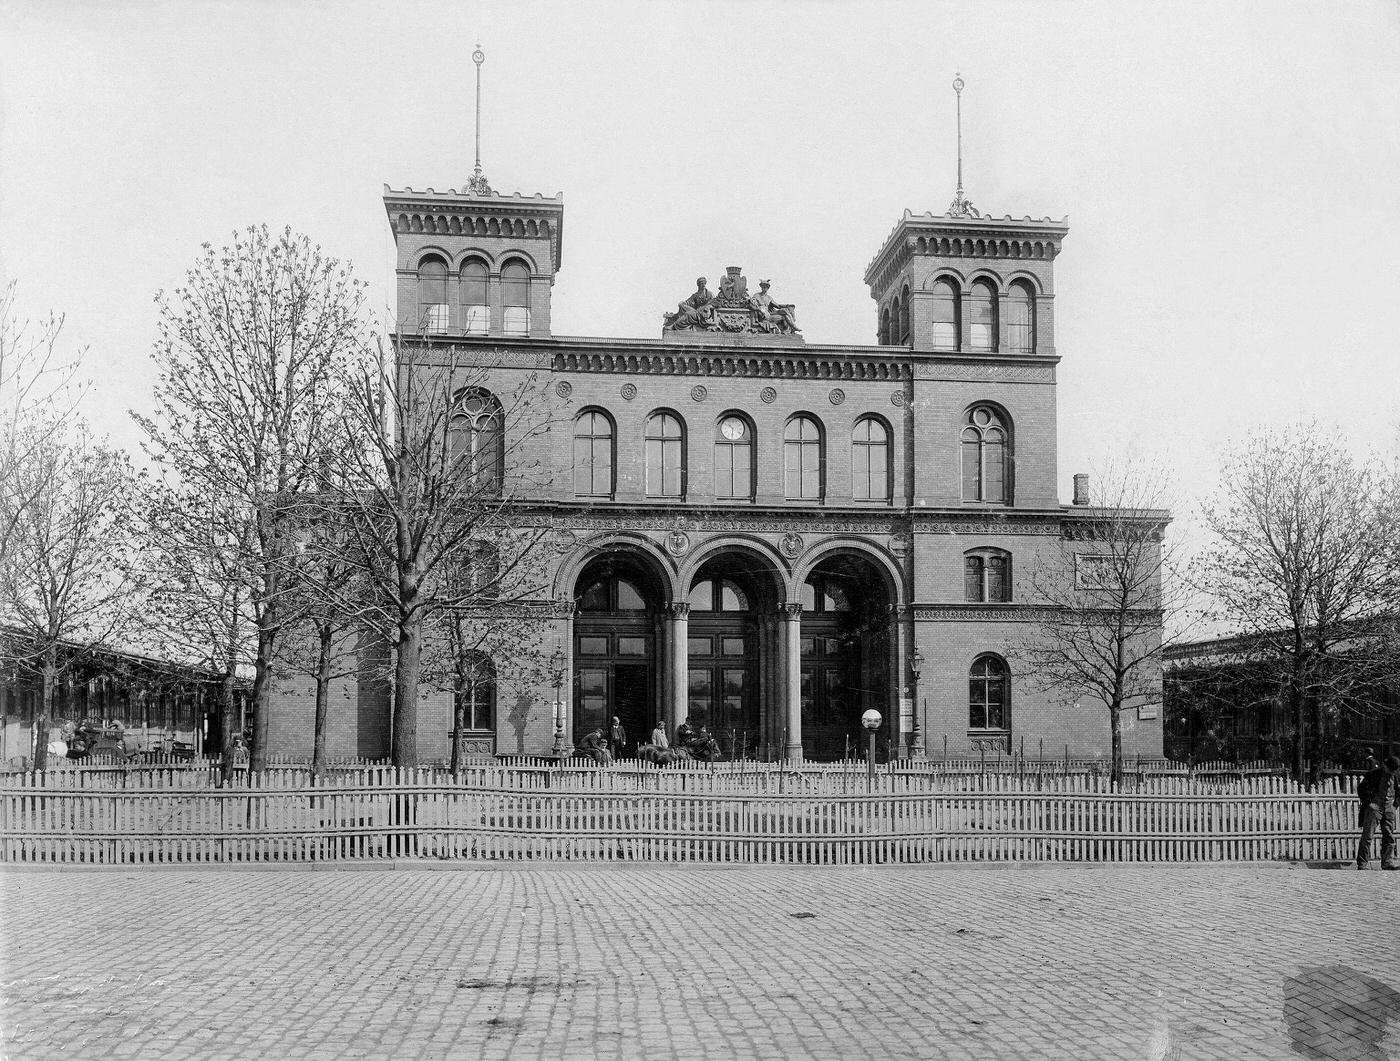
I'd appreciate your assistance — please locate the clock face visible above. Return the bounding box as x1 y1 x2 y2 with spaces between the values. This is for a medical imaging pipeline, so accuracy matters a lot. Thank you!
720 417 746 441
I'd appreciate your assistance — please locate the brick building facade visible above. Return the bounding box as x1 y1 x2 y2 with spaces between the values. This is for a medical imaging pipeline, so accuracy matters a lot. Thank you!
269 173 1166 764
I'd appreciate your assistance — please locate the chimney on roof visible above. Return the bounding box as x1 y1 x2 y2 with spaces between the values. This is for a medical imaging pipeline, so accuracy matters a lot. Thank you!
1073 474 1090 506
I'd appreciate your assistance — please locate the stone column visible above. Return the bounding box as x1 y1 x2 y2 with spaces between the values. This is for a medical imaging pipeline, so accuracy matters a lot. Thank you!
779 602 803 763
666 602 690 737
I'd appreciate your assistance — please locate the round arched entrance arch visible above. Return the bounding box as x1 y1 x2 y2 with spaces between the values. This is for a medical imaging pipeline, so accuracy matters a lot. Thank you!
799 550 896 761
572 551 668 753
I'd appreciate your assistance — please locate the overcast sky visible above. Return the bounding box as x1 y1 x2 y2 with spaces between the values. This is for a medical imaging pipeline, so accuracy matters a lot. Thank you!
2 0 1398 546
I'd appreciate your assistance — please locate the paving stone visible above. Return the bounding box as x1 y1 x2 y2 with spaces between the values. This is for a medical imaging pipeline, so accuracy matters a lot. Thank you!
0 865 1397 1059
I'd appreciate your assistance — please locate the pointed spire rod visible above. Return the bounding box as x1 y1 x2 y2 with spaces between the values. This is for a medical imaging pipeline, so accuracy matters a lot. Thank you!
948 72 979 218
467 43 494 196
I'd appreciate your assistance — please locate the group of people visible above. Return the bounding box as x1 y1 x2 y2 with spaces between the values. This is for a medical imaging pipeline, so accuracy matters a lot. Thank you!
1356 749 1399 871
575 716 718 765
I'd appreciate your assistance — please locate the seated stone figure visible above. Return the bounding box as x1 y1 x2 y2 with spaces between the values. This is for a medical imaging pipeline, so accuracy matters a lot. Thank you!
664 277 718 331
748 280 799 333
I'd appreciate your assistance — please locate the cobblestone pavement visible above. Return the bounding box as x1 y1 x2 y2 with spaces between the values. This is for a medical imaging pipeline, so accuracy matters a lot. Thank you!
1 863 1398 1060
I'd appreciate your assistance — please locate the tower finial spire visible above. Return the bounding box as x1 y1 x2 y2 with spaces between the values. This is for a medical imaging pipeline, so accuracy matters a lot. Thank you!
948 73 979 218
467 43 495 196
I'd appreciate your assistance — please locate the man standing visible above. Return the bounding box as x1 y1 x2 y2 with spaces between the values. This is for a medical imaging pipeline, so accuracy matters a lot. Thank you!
1356 754 1399 870
609 716 628 760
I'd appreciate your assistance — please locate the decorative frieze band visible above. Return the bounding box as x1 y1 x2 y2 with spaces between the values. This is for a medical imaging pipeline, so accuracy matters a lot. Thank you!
913 362 1054 384
552 351 908 383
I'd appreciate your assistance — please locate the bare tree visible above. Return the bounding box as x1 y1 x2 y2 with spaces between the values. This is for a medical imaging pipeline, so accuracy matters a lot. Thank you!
0 282 85 567
329 339 559 767
1015 460 1182 787
0 418 141 771
1202 425 1400 784
133 225 367 771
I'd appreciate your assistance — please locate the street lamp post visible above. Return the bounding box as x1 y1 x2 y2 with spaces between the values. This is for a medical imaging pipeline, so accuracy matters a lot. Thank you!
862 709 882 791
550 650 567 760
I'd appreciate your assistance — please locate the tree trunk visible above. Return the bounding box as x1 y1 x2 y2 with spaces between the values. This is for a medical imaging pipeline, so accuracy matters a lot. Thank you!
249 619 277 772
32 648 57 772
392 615 420 767
1290 671 1307 785
219 671 236 787
312 625 333 779
1307 687 1324 789
1109 701 1123 789
450 677 465 778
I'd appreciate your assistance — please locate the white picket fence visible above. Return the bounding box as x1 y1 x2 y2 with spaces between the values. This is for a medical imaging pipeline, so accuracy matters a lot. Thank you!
0 765 1362 866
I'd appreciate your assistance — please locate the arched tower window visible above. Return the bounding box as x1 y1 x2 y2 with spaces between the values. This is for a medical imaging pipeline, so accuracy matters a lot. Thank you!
961 405 1009 503
879 306 890 346
417 256 449 332
969 655 1009 732
460 258 489 335
964 548 1011 602
572 409 614 498
852 416 891 501
1007 281 1035 353
452 389 504 494
889 295 902 345
502 261 530 336
644 411 685 498
714 414 754 501
931 279 960 351
970 279 997 352
783 415 824 500
899 284 911 343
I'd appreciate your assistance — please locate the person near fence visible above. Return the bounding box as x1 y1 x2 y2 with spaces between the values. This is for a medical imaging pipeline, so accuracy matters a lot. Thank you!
650 721 669 750
578 727 613 766
675 719 695 751
609 716 628 760
1356 754 1399 871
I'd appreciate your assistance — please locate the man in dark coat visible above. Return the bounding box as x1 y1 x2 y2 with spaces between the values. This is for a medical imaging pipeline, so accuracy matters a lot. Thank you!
1356 755 1399 870
609 716 628 760
578 727 612 766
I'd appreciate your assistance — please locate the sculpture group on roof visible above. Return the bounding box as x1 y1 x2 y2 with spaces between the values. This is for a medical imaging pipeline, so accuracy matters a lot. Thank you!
663 267 801 336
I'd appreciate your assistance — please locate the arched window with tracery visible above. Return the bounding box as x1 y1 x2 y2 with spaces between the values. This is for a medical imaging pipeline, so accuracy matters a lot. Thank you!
961 405 1009 503
645 411 685 497
852 416 890 501
417 256 449 332
502 260 530 336
969 655 1009 733
573 409 614 498
460 258 489 335
784 415 824 500
964 548 1011 602
452 389 504 494
931 279 960 351
1006 280 1035 353
715 414 754 501
970 279 997 352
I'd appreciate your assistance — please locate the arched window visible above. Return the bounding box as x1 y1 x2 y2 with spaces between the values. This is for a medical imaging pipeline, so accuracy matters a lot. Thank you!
452 389 503 494
1006 281 1035 353
644 411 685 497
502 261 530 336
453 651 495 732
460 258 489 335
961 405 1009 503
969 655 1008 732
931 279 960 351
417 256 449 332
852 417 890 501
970 279 997 352
784 415 824 500
572 410 614 498
964 549 1011 602
899 284 911 342
715 414 754 501
579 573 648 612
879 306 890 346
889 295 901 344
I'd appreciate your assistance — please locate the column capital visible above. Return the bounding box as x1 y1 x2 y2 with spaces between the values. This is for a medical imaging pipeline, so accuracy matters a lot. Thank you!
778 602 803 621
665 602 691 620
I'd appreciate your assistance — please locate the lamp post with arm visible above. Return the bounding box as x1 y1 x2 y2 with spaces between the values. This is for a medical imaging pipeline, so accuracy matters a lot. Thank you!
910 648 925 759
